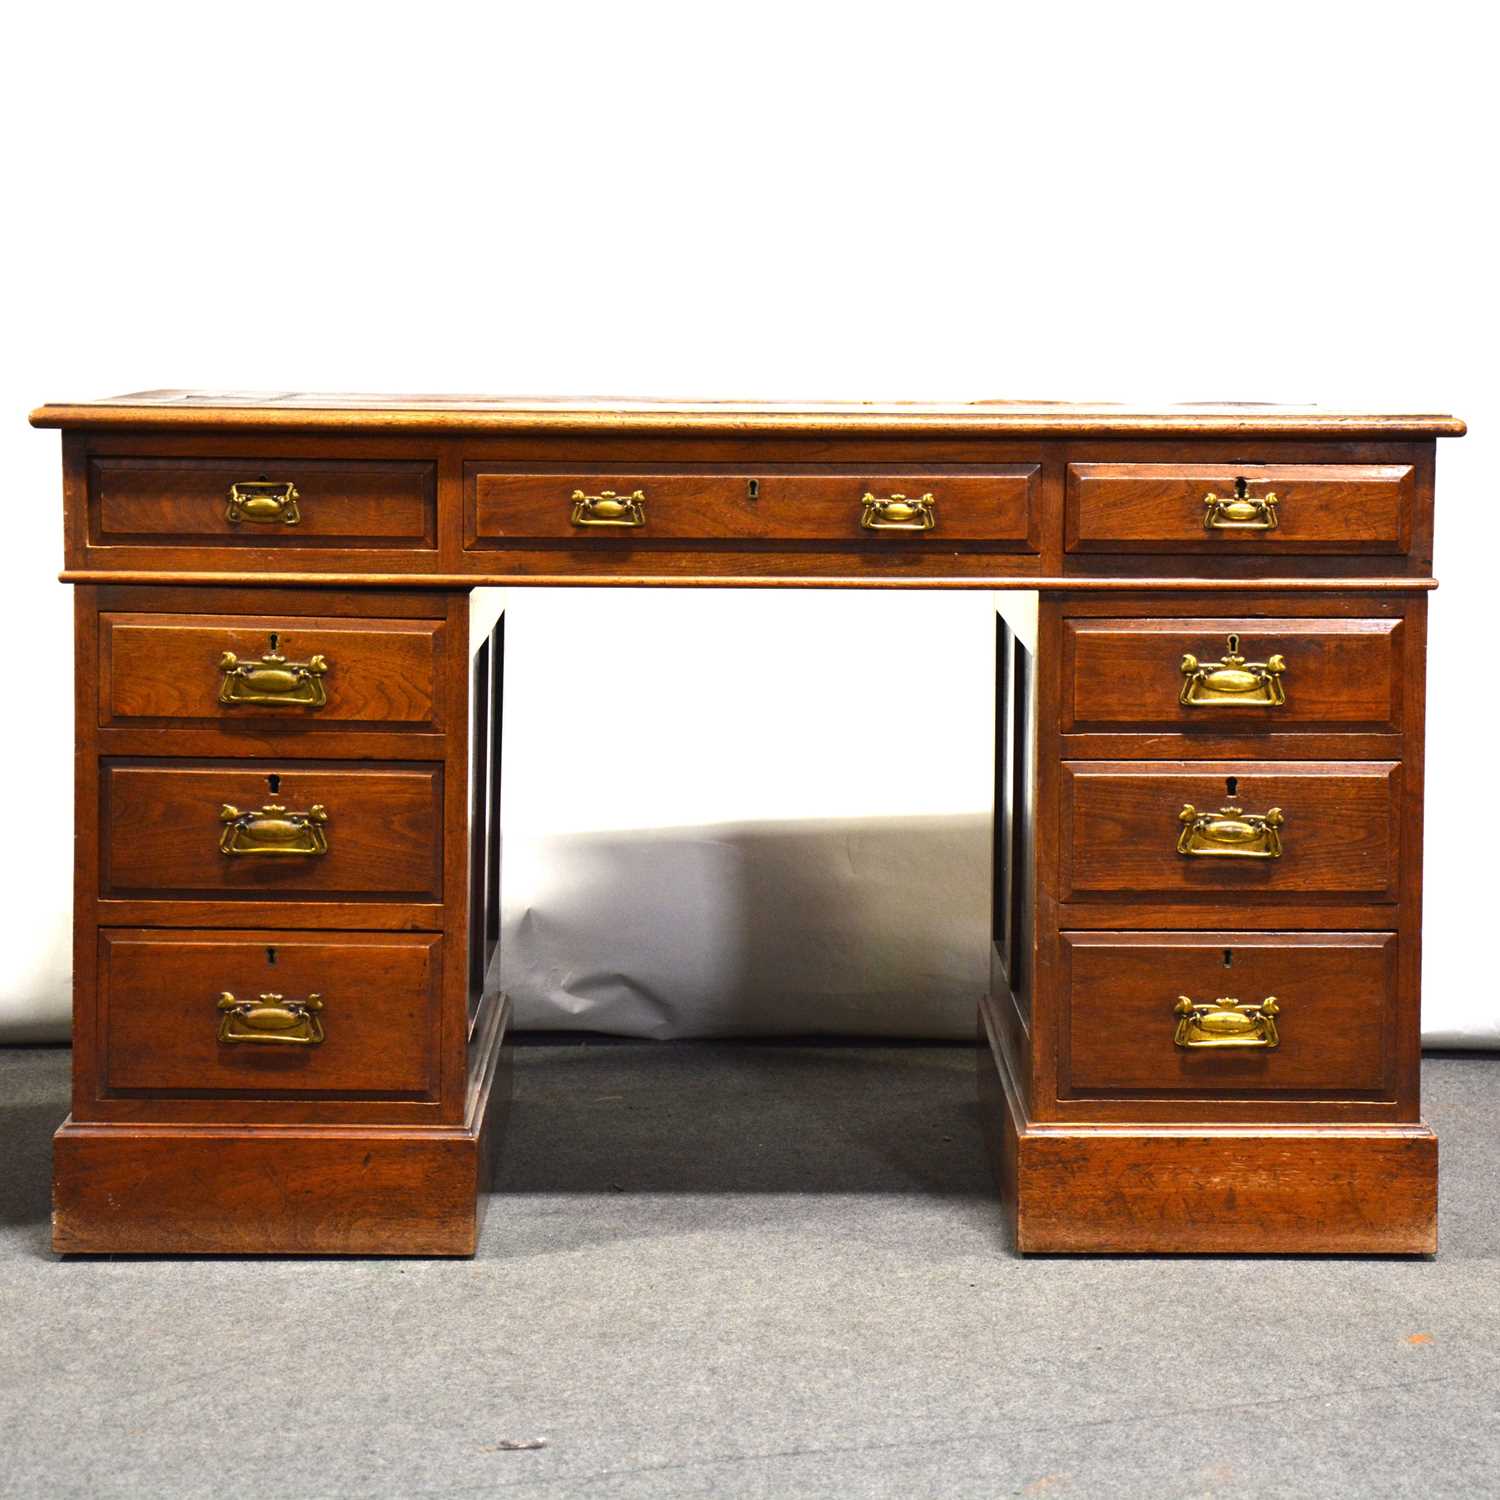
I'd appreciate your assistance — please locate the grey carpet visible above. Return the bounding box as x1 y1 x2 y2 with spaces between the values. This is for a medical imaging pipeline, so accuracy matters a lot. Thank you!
0 1042 1496 1500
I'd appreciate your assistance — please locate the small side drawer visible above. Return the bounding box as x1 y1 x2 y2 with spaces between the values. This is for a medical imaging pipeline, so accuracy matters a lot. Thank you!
466 465 1040 550
88 456 437 548
1062 616 1404 733
1060 931 1396 1097
1059 760 1401 902
99 929 440 1098
101 760 443 901
1065 463 1414 554
100 612 447 730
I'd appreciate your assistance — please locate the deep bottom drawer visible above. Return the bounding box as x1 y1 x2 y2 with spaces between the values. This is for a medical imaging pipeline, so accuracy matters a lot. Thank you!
99 929 441 1097
1060 931 1397 1098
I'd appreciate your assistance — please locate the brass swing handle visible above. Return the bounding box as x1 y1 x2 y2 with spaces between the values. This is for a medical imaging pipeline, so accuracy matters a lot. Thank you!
218 649 330 707
1174 995 1280 1050
1179 634 1287 707
571 489 646 528
1203 485 1278 531
1177 803 1284 859
226 481 301 525
861 492 936 532
217 991 325 1046
219 803 330 857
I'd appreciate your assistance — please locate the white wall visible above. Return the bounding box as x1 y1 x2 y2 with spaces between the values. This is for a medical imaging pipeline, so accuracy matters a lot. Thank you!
3 1 1495 1043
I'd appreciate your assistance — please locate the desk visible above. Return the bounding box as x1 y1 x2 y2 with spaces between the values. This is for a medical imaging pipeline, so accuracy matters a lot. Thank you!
29 393 1464 1255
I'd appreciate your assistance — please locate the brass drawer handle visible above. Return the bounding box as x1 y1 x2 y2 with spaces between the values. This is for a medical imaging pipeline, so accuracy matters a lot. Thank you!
217 991 325 1046
219 802 329 856
861 492 935 532
1173 994 1280 1049
218 648 330 707
1204 479 1278 531
1179 634 1286 707
1177 802 1284 858
571 488 646 527
226 480 301 525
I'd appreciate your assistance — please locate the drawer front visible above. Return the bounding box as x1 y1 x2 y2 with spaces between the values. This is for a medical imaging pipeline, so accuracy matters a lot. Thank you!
1065 463 1414 554
99 929 439 1097
467 466 1039 548
1062 616 1404 733
88 457 437 547
1061 932 1395 1096
100 612 446 730
101 761 443 900
1059 761 1400 901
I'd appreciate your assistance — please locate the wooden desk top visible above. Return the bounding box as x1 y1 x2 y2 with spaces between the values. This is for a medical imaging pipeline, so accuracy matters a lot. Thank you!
30 391 1467 439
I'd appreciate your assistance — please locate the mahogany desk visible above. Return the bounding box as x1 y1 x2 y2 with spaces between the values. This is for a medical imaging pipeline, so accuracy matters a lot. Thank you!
29 393 1465 1255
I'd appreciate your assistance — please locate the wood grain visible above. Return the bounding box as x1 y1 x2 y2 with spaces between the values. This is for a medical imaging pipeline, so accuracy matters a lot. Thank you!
99 929 442 1098
100 760 444 900
1065 463 1414 554
101 611 445 730
1059 760 1401 902
467 465 1039 549
1059 930 1396 1098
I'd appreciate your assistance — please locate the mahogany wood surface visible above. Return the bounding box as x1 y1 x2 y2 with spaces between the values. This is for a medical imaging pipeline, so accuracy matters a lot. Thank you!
1059 931 1396 1098
1065 462 1415 554
467 465 1039 549
100 761 444 901
99 929 442 1099
1059 761 1401 902
101 611 446 731
34 394 1463 1257
88 455 436 547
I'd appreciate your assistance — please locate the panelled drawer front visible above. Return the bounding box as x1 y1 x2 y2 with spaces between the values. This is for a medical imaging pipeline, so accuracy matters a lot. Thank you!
1061 932 1395 1097
1059 761 1401 901
88 457 437 547
101 761 443 900
1062 616 1404 733
100 612 446 730
466 466 1039 548
100 929 440 1097
1065 463 1414 554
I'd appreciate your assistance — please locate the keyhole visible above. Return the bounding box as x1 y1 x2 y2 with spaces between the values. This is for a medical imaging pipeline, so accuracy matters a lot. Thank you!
268 773 281 795
1226 776 1238 798
747 479 760 500
268 632 279 652
266 947 277 966
1233 476 1249 498
1223 949 1233 969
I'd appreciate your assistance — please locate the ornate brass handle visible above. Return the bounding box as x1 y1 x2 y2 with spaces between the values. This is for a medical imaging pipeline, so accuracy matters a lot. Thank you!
218 648 330 707
861 492 936 532
1174 994 1280 1049
1204 478 1278 531
217 991 325 1045
1179 634 1287 707
1177 803 1284 858
570 489 646 528
219 803 329 856
226 481 301 526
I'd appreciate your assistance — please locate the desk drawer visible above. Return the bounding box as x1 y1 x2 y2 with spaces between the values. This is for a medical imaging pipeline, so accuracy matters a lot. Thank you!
1059 760 1400 902
1065 463 1414 554
101 760 443 901
88 456 437 547
1062 616 1404 733
1061 931 1395 1097
99 929 440 1098
100 612 447 730
467 466 1039 549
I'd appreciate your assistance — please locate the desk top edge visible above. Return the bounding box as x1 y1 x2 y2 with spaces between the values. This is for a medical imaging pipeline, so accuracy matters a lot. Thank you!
29 391 1467 438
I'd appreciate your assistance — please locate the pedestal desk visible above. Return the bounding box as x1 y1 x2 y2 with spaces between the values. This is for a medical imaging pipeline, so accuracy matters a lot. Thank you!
29 393 1465 1255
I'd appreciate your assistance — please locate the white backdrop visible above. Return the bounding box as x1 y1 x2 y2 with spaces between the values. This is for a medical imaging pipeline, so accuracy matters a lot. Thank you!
3 1 1495 1044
